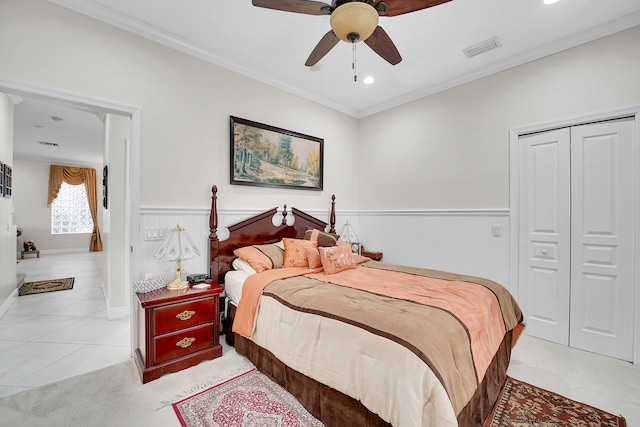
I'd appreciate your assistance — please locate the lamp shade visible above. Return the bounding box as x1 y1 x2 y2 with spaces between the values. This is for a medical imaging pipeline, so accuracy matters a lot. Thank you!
154 225 200 291
338 221 358 244
330 2 379 43
154 225 200 262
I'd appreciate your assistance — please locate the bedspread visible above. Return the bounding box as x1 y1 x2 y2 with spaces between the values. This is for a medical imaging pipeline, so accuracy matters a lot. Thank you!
234 261 522 426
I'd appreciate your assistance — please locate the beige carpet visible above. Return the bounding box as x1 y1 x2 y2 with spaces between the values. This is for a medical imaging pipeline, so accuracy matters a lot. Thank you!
0 348 254 427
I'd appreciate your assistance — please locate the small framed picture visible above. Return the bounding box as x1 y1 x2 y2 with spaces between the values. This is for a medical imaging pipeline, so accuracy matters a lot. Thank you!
103 165 108 209
3 164 12 198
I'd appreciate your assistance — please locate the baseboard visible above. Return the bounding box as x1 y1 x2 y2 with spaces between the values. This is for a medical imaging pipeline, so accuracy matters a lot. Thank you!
100 281 127 320
0 288 18 319
40 248 91 255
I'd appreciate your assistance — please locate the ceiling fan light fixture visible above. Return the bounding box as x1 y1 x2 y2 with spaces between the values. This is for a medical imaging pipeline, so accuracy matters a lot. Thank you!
330 2 379 43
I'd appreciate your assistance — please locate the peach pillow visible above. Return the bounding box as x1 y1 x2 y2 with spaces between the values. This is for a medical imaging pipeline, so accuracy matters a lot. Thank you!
233 244 284 273
305 247 321 269
283 238 318 268
319 242 356 274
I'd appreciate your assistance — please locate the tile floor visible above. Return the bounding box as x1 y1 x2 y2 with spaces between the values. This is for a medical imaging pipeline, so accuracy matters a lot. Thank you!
0 252 131 398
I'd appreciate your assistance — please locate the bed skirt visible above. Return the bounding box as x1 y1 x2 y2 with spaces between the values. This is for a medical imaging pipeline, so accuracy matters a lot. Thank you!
234 330 513 427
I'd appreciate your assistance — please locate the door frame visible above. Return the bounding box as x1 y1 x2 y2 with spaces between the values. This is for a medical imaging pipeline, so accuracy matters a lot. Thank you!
0 77 142 356
509 105 640 365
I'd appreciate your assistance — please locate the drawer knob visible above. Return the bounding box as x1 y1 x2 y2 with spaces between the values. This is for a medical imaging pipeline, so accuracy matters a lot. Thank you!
176 310 196 321
176 337 196 348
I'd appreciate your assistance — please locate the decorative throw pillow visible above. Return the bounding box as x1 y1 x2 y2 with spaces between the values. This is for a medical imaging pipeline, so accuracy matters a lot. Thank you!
283 238 318 268
319 242 357 274
233 244 284 273
304 229 338 247
305 247 322 269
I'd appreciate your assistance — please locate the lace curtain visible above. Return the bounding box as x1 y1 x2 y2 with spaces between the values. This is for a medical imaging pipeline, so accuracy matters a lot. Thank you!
48 165 103 252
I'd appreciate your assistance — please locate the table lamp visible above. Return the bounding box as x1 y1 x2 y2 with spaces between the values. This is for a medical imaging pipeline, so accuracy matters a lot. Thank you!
154 224 200 291
339 220 360 254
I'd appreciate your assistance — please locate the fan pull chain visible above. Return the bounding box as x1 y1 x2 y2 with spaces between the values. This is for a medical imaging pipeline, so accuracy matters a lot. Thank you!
352 41 357 82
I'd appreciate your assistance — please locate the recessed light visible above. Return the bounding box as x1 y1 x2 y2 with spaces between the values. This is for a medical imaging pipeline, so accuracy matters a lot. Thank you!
363 76 375 85
543 0 560 4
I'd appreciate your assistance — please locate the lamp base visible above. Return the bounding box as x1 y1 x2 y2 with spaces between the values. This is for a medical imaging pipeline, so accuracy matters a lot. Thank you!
166 277 190 291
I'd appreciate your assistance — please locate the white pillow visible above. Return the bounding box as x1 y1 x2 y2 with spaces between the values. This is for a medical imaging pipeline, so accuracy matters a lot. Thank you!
232 257 257 275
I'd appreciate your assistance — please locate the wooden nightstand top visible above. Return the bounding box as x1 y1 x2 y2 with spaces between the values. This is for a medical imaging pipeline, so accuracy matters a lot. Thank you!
136 281 223 308
361 250 383 261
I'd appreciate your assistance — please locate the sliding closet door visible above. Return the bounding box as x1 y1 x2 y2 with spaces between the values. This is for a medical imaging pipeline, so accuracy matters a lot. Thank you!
569 119 634 361
517 128 572 346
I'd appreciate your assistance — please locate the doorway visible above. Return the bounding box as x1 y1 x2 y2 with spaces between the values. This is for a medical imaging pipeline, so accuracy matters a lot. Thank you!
509 108 640 363
0 77 141 354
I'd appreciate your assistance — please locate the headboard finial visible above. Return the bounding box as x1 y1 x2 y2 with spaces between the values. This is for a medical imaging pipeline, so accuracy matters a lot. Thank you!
209 185 218 240
329 194 336 234
281 204 288 226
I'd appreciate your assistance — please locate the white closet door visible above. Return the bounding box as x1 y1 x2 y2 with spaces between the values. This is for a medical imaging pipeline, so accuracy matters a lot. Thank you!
518 128 572 345
569 119 635 361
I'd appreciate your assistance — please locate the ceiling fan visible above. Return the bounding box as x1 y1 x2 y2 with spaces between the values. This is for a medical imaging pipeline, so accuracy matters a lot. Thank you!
252 0 452 67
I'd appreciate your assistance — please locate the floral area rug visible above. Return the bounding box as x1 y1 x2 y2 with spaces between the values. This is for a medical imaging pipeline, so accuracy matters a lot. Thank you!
19 277 74 296
173 369 323 427
484 376 626 426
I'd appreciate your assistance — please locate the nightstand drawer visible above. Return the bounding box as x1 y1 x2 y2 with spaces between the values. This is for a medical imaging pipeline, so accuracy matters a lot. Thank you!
153 299 214 335
154 323 214 364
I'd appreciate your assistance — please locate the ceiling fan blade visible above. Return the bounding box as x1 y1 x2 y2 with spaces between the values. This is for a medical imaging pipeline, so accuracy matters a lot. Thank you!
364 26 402 65
305 30 340 66
252 0 330 15
378 0 452 17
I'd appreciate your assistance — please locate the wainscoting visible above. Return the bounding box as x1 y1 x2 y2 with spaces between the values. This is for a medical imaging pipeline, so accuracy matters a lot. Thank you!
358 209 511 291
139 207 511 291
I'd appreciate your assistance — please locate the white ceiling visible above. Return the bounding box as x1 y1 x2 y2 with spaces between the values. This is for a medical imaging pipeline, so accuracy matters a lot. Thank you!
50 0 640 117
12 0 640 163
13 97 105 165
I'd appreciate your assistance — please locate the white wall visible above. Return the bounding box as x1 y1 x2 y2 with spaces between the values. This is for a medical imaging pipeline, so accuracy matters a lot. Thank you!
0 0 359 212
0 93 17 307
0 0 358 309
358 26 640 210
102 113 128 317
12 157 103 253
355 25 640 288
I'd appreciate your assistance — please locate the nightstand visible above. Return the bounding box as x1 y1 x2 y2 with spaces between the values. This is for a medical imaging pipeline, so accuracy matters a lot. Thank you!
134 282 224 383
361 250 383 261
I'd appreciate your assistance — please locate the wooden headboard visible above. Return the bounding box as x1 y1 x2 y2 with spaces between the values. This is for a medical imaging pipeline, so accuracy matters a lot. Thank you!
208 185 336 284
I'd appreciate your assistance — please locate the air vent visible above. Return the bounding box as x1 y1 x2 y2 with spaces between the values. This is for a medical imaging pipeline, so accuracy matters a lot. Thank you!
39 141 59 147
463 37 501 59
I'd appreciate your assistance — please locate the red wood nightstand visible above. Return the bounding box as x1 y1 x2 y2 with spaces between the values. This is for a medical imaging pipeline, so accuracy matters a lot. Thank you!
134 282 223 383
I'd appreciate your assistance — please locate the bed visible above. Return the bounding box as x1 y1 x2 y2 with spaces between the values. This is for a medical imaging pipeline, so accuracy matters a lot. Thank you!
208 186 523 427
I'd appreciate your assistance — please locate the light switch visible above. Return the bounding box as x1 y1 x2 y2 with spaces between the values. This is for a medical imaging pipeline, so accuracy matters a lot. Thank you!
492 224 501 237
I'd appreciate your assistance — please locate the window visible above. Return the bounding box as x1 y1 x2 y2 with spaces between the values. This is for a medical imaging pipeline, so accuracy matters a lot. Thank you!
51 182 94 234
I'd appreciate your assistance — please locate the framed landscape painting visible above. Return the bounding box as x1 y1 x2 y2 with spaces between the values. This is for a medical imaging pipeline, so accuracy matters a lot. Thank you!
230 116 323 191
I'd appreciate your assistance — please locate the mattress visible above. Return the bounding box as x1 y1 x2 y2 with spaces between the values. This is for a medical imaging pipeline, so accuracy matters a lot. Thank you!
224 270 248 307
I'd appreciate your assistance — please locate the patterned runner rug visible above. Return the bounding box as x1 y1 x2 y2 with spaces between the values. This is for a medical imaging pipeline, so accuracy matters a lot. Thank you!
173 369 323 427
18 277 75 296
484 376 626 426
